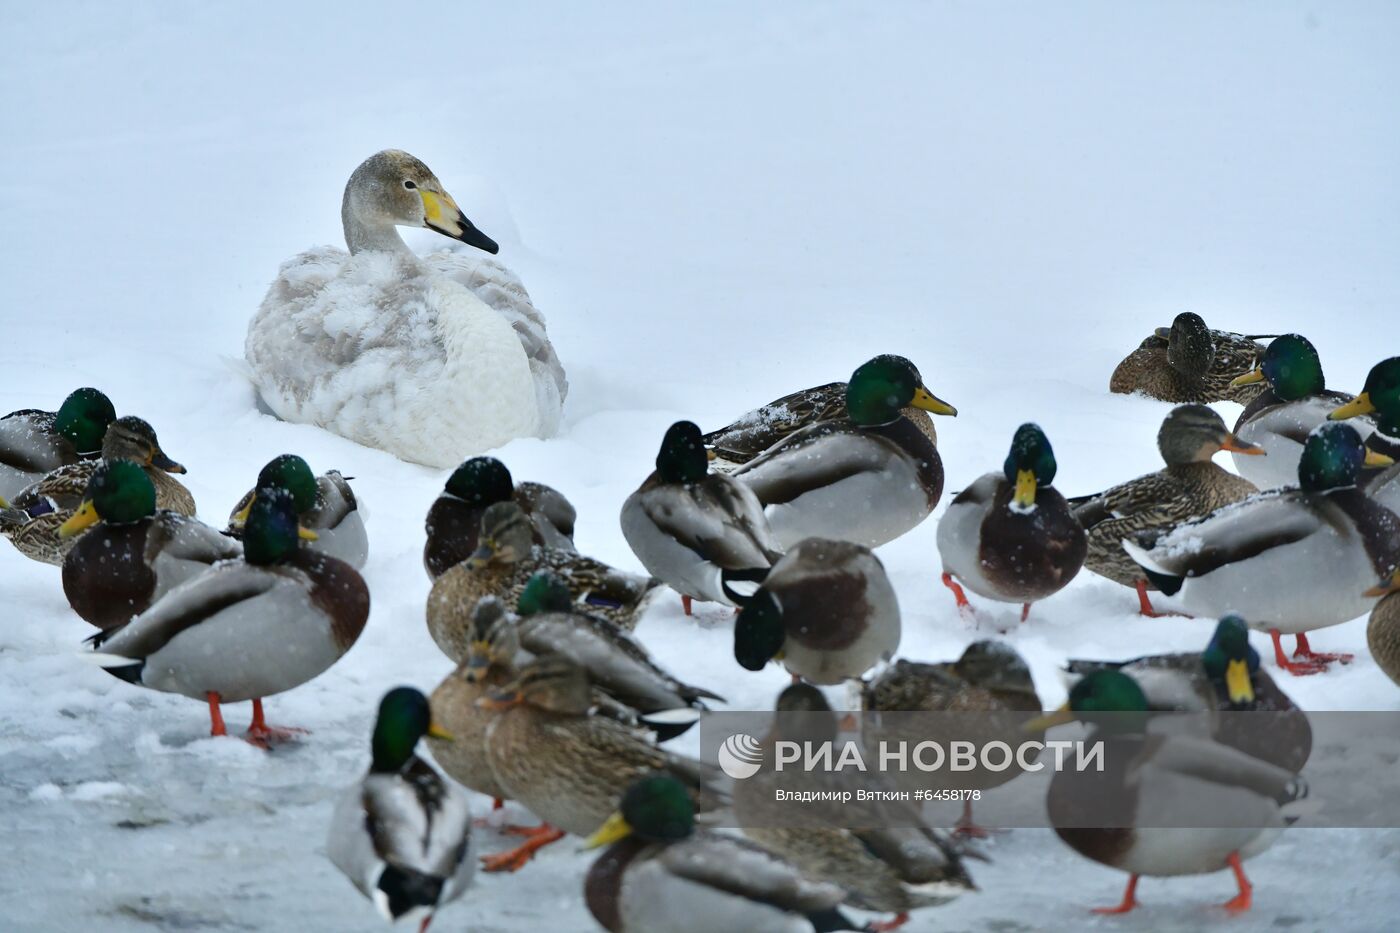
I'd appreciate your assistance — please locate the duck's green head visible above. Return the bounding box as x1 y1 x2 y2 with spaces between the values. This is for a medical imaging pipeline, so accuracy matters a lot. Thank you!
54 388 116 456
1158 312 1214 378
371 686 452 773
57 459 156 539
1002 423 1057 509
1232 334 1324 401
517 571 574 616
1026 670 1149 735
243 488 316 565
655 420 710 484
444 456 514 505
845 355 957 426
734 589 787 672
1200 615 1260 705
256 455 318 513
1297 422 1381 491
584 774 695 849
1329 357 1400 434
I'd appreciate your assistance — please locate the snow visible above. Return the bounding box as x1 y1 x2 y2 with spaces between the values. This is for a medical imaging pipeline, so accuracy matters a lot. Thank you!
2 2 1399 931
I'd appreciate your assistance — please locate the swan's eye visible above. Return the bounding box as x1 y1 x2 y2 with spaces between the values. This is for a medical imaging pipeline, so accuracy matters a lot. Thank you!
403 180 417 190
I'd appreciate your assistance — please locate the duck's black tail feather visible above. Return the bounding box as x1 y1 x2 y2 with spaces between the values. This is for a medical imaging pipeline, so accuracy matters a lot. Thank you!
721 567 770 606
378 864 444 920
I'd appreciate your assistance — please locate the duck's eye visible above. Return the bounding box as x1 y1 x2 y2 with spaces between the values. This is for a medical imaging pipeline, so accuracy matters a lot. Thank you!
403 180 417 190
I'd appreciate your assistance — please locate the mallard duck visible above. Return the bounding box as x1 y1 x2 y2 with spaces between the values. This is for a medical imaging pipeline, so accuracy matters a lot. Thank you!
862 641 1041 836
621 421 782 614
1 416 193 565
1109 312 1268 404
1228 334 1373 489
1365 569 1400 689
727 355 957 549
1330 355 1400 513
1069 405 1261 616
936 423 1086 621
1027 670 1308 915
89 489 369 744
423 456 575 579
59 460 241 630
1125 422 1400 674
734 537 900 685
0 387 115 501
735 684 975 931
583 774 859 933
245 150 567 467
703 354 943 470
328 687 473 929
428 502 659 656
478 655 721 873
1064 615 1311 773
226 454 367 569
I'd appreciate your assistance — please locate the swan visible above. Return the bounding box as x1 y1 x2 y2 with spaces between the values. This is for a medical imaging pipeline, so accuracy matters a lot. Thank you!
245 150 566 467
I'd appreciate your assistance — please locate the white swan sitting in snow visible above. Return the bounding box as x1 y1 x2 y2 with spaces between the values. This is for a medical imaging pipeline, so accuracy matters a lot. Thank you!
245 150 566 467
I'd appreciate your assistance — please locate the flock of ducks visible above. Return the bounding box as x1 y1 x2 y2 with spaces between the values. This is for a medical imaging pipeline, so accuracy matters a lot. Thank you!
3 149 1400 931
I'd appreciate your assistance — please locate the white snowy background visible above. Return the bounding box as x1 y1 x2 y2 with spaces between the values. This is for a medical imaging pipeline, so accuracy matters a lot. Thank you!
2 2 1398 930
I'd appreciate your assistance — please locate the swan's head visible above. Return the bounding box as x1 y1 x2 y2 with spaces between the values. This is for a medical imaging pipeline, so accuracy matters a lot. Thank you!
342 149 498 254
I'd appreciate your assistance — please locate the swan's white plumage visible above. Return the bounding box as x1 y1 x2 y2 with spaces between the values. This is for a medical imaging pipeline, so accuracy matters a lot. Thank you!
246 245 566 467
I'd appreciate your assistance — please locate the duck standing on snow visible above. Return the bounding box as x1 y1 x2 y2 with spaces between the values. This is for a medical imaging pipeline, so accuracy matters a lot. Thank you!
1329 356 1400 512
726 355 957 549
1069 405 1261 616
245 150 567 467
1109 312 1268 404
89 489 369 745
328 687 473 931
937 423 1086 622
60 460 241 630
1125 422 1400 674
226 453 367 569
622 420 782 615
1028 670 1309 915
1228 334 1371 488
0 387 115 501
1 416 193 566
423 456 575 579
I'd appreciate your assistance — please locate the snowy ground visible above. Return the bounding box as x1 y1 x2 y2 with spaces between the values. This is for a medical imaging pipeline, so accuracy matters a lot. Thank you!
3 2 1400 930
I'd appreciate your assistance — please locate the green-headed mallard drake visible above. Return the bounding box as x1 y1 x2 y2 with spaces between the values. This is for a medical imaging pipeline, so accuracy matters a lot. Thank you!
328 687 473 929
1028 670 1308 915
1228 334 1373 489
735 684 975 930
583 774 859 933
936 423 1086 622
226 453 367 569
1109 312 1268 405
1 415 193 565
703 354 946 470
621 421 782 614
478 655 721 873
424 455 576 579
1365 569 1400 689
427 501 660 656
1330 356 1400 513
727 355 957 549
734 537 900 685
89 489 369 744
1125 422 1400 674
862 641 1041 836
60 460 241 630
0 387 115 501
1065 615 1310 773
1069 405 1261 616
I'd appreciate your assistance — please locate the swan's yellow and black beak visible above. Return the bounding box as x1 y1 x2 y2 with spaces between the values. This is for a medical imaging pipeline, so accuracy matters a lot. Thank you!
583 811 634 849
1229 367 1266 388
59 500 101 539
911 385 958 417
1330 393 1376 421
1023 704 1074 732
1013 469 1038 508
1225 659 1255 704
421 189 498 254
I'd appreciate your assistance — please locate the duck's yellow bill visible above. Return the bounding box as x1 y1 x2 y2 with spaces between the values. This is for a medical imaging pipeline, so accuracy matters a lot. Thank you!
706 448 717 461
583 812 633 850
911 386 958 417
1225 658 1254 704
0 494 9 508
58 501 101 539
230 496 254 527
427 722 454 742
1329 393 1376 421
298 525 319 541
1014 469 1037 508
1364 569 1400 598
1221 434 1265 456
1363 448 1395 469
1229 367 1266 388
1023 704 1074 732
